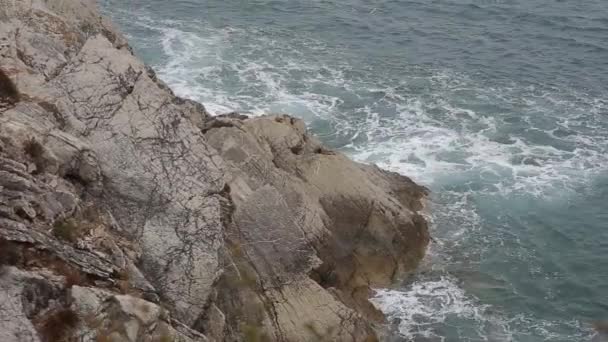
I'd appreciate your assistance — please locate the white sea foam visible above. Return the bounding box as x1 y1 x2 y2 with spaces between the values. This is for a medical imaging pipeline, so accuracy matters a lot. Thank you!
372 276 513 341
348 78 608 197
147 22 348 119
372 276 594 342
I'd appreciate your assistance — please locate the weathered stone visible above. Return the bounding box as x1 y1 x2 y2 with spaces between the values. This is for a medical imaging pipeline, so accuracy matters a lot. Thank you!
70 286 208 342
201 304 226 342
0 218 118 278
0 267 65 342
1 0 226 325
203 114 429 341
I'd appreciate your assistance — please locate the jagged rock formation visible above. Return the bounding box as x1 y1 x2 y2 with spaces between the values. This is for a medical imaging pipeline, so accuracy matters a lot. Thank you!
202 115 429 341
0 1 430 341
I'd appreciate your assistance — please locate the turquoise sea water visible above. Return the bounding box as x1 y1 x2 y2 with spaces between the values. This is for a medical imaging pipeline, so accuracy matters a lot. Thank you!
101 1 608 340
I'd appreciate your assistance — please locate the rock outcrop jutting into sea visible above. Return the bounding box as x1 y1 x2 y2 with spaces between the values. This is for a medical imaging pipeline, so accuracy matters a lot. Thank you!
0 0 429 341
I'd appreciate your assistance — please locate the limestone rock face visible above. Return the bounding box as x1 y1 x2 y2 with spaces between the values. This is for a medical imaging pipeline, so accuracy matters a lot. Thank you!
0 0 430 341
203 115 429 341
1 0 225 327
0 268 54 342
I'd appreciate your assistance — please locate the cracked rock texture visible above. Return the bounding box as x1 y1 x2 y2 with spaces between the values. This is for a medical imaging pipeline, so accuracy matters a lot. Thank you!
0 0 429 341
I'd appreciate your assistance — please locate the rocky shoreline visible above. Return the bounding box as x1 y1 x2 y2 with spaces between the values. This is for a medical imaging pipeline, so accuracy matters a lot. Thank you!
0 1 429 341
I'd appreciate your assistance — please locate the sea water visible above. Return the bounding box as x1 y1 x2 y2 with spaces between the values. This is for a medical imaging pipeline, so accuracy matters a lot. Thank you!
101 1 608 340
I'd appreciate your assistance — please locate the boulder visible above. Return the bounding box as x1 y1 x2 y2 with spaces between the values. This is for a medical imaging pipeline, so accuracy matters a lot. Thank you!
202 115 429 341
70 286 208 342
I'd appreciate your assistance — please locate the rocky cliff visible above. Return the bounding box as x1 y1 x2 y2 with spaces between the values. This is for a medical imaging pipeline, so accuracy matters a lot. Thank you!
0 1 429 341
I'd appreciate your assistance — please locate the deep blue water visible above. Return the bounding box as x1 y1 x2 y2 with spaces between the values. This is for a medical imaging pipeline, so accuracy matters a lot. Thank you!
101 1 608 340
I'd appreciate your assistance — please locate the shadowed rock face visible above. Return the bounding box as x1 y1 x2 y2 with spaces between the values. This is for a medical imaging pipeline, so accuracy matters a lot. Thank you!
0 1 429 341
0 68 19 109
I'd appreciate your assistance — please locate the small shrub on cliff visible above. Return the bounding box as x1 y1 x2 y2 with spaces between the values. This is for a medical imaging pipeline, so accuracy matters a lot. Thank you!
0 238 20 273
242 324 270 342
95 334 112 342
116 269 131 294
38 308 79 342
0 68 19 107
156 333 174 342
54 262 84 288
79 21 97 38
52 218 80 243
23 137 46 173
